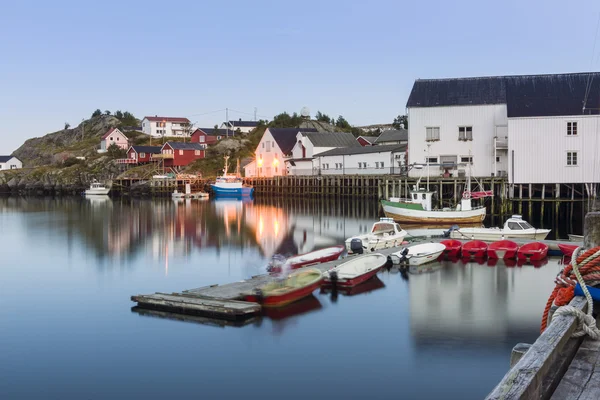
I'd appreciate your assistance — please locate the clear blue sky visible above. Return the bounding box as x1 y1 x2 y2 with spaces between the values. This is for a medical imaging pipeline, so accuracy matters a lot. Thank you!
1 0 599 154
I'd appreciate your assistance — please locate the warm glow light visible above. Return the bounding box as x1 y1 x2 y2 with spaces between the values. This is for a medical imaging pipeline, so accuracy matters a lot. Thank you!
258 215 264 237
273 159 279 166
257 158 263 167
274 219 279 237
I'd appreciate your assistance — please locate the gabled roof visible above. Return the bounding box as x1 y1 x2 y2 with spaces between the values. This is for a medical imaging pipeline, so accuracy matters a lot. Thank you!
302 132 361 148
143 116 190 123
268 128 318 154
374 129 408 144
317 144 406 157
406 72 600 117
357 136 379 143
225 120 259 128
164 142 205 150
130 145 162 154
102 127 128 140
195 128 230 136
0 155 17 163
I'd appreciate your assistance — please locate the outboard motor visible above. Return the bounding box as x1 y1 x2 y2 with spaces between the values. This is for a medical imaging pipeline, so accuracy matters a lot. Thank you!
329 270 339 286
399 247 410 264
443 224 460 238
350 238 364 254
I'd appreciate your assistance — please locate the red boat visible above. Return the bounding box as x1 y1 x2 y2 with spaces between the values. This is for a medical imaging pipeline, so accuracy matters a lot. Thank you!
262 295 322 320
440 239 462 258
487 240 519 259
268 245 345 273
558 243 578 258
245 268 323 307
461 240 488 259
323 253 387 288
517 242 549 262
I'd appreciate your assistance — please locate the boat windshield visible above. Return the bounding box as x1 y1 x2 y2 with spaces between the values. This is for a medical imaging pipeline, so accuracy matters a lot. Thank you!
519 222 533 229
508 222 523 230
372 223 396 234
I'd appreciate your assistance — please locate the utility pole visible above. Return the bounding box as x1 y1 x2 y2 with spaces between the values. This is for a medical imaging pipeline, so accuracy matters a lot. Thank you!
254 107 257 121
226 108 229 137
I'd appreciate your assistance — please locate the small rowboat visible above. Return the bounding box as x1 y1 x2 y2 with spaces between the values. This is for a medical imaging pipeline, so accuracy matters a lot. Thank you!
558 243 578 258
487 240 519 260
268 245 345 272
323 253 388 288
390 243 446 266
245 268 323 308
440 239 462 258
517 242 548 262
461 240 488 259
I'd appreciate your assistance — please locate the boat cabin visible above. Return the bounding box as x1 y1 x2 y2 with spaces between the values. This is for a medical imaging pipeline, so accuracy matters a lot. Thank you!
504 215 534 231
371 218 403 237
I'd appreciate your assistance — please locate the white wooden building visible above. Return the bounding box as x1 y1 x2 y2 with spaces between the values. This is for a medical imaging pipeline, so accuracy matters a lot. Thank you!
286 131 359 175
406 72 600 184
0 156 22 170
220 119 259 134
313 144 407 175
141 116 191 138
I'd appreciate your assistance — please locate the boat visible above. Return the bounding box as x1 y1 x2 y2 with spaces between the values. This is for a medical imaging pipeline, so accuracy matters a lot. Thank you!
322 253 387 287
440 239 462 258
558 243 578 257
345 217 408 254
210 156 254 197
461 240 488 259
390 243 446 266
320 275 385 297
191 192 209 199
381 164 491 224
568 234 584 242
487 240 519 260
517 242 548 263
450 215 551 241
172 190 185 199
261 295 322 320
245 268 323 307
267 245 346 273
85 181 110 196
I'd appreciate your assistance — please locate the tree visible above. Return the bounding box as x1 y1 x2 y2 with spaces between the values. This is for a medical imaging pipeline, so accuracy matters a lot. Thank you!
120 111 138 127
315 111 332 124
335 115 351 130
64 122 70 130
106 143 126 159
180 122 195 142
114 110 123 119
104 110 111 116
270 112 303 128
393 115 408 130
92 109 102 118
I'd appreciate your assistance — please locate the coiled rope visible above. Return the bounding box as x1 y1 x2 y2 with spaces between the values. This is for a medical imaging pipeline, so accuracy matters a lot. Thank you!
541 246 600 339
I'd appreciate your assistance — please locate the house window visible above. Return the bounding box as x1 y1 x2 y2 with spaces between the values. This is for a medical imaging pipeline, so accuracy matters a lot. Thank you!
459 126 473 141
460 156 473 164
322 163 329 170
110 137 113 141
426 127 440 141
274 153 278 159
567 151 578 166
380 161 384 169
217 136 222 140
358 162 367 169
496 156 500 162
199 136 205 143
265 142 271 152
567 122 578 136
116 137 119 141
426 157 438 163
275 167 278 173
179 150 184 155
335 163 343 170
140 153 146 158
195 150 200 156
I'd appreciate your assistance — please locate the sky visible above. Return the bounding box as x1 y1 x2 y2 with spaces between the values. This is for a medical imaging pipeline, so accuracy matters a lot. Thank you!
1 0 600 154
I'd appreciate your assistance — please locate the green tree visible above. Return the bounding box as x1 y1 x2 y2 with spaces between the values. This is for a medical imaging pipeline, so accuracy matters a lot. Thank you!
114 110 124 119
335 115 351 130
104 110 111 116
393 115 408 130
315 111 331 124
270 112 303 128
64 122 70 130
180 122 195 142
106 143 127 159
92 109 102 118
120 111 138 127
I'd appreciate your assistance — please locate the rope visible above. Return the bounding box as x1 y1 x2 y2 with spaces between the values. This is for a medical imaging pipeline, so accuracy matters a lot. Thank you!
541 246 600 339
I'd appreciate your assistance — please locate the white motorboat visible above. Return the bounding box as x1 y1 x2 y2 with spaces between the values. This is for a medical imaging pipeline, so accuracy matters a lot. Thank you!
323 253 388 287
568 234 584 242
345 217 408 254
85 181 110 196
390 242 446 266
449 215 551 241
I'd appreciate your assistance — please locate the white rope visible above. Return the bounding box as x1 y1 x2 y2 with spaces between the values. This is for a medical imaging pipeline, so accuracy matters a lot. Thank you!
553 247 600 340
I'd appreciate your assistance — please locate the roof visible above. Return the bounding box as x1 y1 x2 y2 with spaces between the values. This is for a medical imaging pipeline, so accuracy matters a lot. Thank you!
358 136 379 143
164 142 205 150
130 146 162 154
143 116 190 123
406 72 600 117
374 129 408 143
303 132 361 148
101 127 128 140
0 155 16 163
316 144 407 157
268 128 318 154
195 128 230 136
225 120 259 128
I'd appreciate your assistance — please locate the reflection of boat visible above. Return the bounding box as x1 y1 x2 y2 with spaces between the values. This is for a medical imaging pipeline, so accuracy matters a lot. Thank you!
569 234 584 242
487 240 519 260
268 245 345 272
320 275 385 296
345 218 407 254
245 268 323 307
450 215 550 241
86 194 111 204
440 239 462 258
517 257 549 268
390 243 446 266
211 156 254 197
323 253 387 287
408 262 444 275
517 242 548 263
558 243 578 257
487 258 517 267
85 181 110 195
261 294 322 320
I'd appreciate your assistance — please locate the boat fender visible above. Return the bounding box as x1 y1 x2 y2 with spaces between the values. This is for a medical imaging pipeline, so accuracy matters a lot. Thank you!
574 284 600 302
329 270 338 286
463 191 471 200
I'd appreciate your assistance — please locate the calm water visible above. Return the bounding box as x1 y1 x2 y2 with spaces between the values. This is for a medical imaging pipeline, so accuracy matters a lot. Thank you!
0 196 572 399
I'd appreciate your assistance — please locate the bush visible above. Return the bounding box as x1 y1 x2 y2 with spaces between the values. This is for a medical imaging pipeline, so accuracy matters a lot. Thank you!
63 157 82 167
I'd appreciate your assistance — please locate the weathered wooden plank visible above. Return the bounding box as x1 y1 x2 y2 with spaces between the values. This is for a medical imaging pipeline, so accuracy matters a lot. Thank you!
510 343 532 368
485 296 588 400
131 306 258 328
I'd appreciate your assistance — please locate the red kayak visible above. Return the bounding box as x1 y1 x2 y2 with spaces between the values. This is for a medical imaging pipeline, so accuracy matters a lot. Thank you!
558 243 578 258
517 242 548 262
461 240 488 259
487 240 519 260
440 239 462 258
268 245 345 273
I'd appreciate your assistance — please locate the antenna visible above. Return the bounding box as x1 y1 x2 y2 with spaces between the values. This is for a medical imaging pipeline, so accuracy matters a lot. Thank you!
254 107 257 121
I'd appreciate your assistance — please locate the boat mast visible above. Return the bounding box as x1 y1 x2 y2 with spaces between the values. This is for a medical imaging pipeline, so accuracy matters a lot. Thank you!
223 155 230 175
235 158 240 177
426 143 430 191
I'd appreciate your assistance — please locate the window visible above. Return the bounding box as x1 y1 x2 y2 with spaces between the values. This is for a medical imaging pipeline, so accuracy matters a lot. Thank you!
140 152 146 158
179 150 184 155
322 163 329 170
567 151 578 166
156 122 166 128
460 156 473 164
496 156 500 162
265 142 271 152
567 122 578 136
199 136 205 143
426 157 438 163
375 162 379 169
426 127 440 141
195 150 201 156
116 137 119 141
110 137 113 141
275 167 278 173
262 142 264 148
458 126 473 141
335 163 342 170
508 222 523 230
217 136 222 140
274 153 278 159
380 161 384 169
272 141 275 147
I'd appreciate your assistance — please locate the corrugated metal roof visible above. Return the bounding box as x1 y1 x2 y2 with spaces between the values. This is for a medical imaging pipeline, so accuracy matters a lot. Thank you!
0 155 15 162
131 146 162 154
407 76 506 108
317 144 406 157
196 128 230 136
303 132 360 148
374 129 408 143
164 142 205 150
269 128 318 154
225 120 259 128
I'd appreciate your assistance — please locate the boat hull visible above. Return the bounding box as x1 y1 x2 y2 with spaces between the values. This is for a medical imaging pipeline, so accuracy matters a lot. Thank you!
245 277 323 307
269 246 346 273
450 229 550 241
461 240 488 259
487 240 519 260
324 267 381 287
517 243 548 262
390 243 446 266
381 200 485 224
211 185 254 197
85 188 110 195
558 243 578 257
440 239 462 258
323 254 387 288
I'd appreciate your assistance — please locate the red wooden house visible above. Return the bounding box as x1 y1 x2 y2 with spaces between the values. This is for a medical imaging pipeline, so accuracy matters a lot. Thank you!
126 146 162 164
159 142 206 167
190 128 228 145
356 136 378 146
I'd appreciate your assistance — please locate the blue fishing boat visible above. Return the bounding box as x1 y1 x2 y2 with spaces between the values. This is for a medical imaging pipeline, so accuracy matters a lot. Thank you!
210 156 254 197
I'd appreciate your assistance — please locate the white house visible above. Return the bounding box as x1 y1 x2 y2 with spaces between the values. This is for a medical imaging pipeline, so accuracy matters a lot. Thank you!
142 116 192 138
313 144 407 175
406 72 600 184
0 156 22 170
220 119 259 134
100 128 129 152
286 131 360 175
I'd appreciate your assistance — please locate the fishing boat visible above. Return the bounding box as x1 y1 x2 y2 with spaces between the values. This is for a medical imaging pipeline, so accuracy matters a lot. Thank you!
211 156 254 197
390 243 446 266
517 242 548 262
487 240 519 260
85 181 110 196
268 245 346 273
322 253 387 287
558 243 578 257
450 215 551 241
381 164 491 224
440 239 462 258
245 268 323 308
345 218 408 254
461 240 488 259
568 234 584 242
